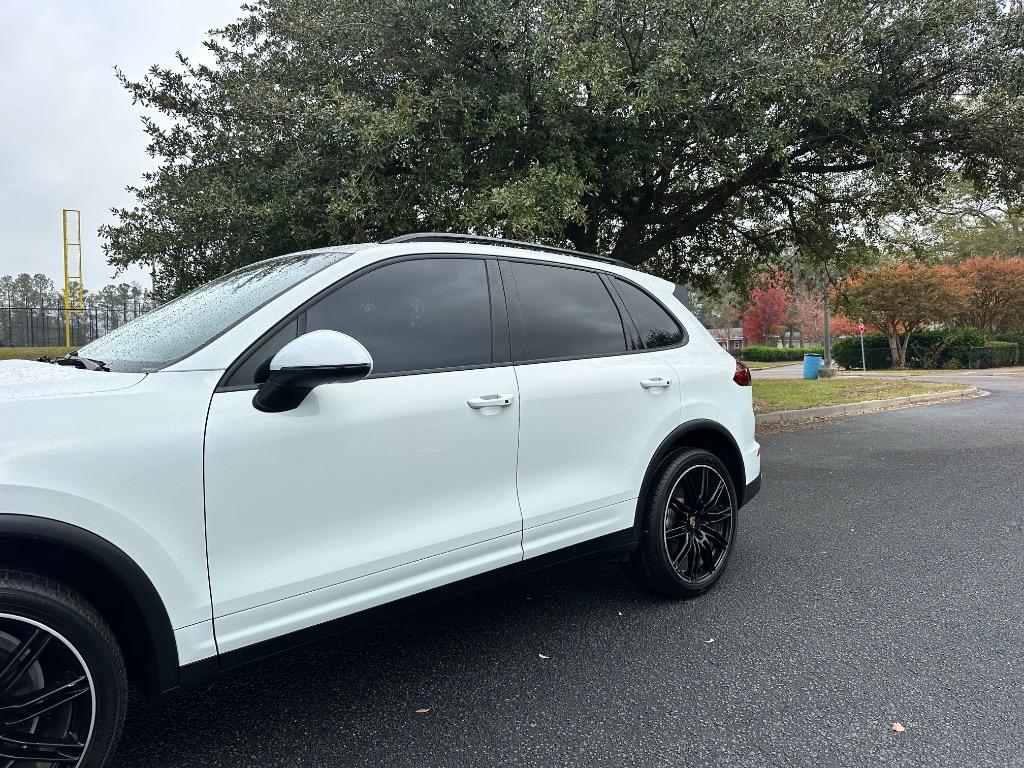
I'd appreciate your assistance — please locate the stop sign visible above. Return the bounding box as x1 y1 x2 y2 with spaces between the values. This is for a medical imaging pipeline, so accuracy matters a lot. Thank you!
858 322 866 334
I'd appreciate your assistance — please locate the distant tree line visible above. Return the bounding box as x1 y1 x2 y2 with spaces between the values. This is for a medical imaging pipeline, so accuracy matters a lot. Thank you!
0 273 154 348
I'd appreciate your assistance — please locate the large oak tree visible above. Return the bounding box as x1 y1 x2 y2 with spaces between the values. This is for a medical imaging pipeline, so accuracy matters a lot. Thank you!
102 0 1024 298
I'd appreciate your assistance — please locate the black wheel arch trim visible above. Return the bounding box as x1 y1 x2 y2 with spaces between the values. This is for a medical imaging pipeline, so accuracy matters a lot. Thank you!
0 514 180 698
635 419 751 532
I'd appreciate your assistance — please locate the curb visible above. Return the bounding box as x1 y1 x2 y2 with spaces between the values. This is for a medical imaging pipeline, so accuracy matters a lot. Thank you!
755 386 983 426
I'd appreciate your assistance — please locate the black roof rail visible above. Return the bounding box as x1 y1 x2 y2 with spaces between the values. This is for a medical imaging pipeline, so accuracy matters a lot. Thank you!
384 232 632 269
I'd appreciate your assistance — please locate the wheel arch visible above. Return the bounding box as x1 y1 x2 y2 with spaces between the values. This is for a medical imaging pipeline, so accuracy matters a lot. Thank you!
635 420 747 530
0 514 180 699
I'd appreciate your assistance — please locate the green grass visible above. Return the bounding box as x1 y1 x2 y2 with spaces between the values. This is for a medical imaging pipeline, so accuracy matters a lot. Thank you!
0 346 70 361
752 378 969 413
744 360 798 370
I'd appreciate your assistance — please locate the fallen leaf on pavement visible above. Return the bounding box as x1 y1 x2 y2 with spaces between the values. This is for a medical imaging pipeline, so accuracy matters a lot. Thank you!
892 722 905 733
415 708 430 714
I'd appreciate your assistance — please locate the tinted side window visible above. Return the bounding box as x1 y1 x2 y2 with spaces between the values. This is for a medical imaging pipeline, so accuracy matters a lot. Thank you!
613 278 685 349
510 262 626 360
305 258 492 375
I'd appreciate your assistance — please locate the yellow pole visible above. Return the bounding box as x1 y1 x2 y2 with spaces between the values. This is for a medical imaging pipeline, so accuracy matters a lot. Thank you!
62 209 71 348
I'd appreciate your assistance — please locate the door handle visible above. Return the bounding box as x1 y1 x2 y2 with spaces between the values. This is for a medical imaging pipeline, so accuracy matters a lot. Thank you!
467 393 515 409
640 377 672 390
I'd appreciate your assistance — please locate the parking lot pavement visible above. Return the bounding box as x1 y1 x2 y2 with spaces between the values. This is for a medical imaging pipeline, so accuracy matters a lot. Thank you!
111 375 1024 767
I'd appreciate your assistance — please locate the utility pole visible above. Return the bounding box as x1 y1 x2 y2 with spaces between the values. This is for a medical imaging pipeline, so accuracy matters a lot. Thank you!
819 274 836 377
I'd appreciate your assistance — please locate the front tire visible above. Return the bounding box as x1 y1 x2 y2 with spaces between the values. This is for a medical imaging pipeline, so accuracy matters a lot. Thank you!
0 571 127 768
631 449 738 598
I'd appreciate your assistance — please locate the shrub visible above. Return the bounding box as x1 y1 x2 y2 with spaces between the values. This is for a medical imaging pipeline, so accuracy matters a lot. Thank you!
833 333 891 369
906 327 985 369
738 345 823 362
834 327 1018 369
969 341 1020 368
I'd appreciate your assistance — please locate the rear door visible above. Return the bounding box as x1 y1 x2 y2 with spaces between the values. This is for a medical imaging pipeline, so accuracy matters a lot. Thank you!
501 260 684 559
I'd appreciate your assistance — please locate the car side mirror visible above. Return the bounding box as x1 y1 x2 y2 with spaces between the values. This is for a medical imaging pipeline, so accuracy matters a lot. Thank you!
253 330 373 413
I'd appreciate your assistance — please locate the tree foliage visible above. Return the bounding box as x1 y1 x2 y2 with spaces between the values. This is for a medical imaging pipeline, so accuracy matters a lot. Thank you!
953 256 1024 335
742 282 790 345
839 262 963 367
102 0 1024 298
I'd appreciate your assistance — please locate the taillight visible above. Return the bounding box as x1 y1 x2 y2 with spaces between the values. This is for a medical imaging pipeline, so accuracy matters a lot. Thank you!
733 361 752 386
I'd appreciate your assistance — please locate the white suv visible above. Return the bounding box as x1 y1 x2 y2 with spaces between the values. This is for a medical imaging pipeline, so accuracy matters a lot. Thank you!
0 234 759 767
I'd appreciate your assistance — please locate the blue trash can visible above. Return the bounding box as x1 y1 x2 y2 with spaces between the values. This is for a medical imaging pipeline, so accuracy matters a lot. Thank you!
803 354 822 380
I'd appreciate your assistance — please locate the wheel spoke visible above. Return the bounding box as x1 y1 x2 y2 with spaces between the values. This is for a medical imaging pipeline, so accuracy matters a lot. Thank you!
0 732 85 763
703 505 732 525
0 629 50 695
704 479 726 509
686 540 703 579
698 537 717 572
668 496 690 517
671 535 693 567
703 527 730 551
665 524 690 541
0 675 90 726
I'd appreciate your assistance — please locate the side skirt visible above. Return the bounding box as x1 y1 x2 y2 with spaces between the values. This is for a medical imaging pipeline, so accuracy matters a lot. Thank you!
176 528 638 691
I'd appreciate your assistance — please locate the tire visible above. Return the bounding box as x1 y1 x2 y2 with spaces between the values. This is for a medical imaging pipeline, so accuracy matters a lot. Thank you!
631 449 738 598
0 570 127 768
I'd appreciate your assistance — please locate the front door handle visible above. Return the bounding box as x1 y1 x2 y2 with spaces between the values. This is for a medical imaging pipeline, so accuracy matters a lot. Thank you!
640 377 672 390
467 393 515 409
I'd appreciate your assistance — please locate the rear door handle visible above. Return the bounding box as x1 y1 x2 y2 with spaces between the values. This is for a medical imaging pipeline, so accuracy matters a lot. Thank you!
640 377 672 390
467 393 515 409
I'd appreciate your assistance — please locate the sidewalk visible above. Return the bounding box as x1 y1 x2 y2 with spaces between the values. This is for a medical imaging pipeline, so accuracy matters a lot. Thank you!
752 363 1024 381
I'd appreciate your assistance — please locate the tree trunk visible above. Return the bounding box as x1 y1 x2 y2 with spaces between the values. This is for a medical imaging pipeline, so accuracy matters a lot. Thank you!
888 334 902 368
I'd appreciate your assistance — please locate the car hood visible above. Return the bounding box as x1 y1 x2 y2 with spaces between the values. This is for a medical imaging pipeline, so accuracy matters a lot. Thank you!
0 360 146 400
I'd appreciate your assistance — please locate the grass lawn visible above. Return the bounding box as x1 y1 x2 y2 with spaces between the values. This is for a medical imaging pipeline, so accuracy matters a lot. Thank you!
0 346 69 361
743 360 799 370
752 377 969 413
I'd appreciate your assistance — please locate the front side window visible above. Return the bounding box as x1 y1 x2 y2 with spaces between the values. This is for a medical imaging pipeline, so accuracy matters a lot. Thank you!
612 278 685 349
510 262 626 361
305 258 492 375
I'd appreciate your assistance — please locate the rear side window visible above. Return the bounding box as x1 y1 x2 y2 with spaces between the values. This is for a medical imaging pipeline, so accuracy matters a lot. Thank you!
305 257 492 375
612 278 685 349
510 262 626 361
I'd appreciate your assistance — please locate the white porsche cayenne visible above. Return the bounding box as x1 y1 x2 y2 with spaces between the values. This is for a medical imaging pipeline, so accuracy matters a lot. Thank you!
0 234 760 767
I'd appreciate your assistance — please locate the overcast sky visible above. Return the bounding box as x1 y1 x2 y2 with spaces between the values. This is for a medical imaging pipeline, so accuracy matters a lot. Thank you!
0 0 242 289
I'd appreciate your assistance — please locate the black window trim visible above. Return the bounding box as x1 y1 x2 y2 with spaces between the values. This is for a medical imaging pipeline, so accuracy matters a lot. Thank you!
498 255 689 366
216 252 510 392
216 251 689 392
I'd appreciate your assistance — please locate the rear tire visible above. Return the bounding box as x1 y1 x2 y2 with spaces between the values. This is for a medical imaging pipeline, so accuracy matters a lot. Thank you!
631 449 738 598
0 570 127 768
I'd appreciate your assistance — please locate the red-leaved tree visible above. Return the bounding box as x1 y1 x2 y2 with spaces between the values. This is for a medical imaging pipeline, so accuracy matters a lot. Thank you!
742 284 790 345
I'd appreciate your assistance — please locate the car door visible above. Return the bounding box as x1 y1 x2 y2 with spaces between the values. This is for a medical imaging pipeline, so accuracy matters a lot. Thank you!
204 256 523 653
501 260 684 559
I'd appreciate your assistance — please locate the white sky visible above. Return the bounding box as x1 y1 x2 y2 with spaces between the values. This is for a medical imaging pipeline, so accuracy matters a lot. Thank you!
0 0 242 290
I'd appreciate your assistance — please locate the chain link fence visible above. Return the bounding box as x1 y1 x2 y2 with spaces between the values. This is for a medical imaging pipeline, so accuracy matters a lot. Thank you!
0 305 150 349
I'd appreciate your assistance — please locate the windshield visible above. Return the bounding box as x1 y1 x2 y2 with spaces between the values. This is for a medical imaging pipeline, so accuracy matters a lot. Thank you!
79 250 353 372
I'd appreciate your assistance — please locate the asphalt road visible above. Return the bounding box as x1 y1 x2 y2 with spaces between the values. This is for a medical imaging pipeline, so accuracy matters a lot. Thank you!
111 373 1024 768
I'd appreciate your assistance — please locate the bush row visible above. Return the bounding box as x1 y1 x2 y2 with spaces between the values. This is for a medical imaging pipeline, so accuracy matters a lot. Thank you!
736 345 824 362
832 328 1020 369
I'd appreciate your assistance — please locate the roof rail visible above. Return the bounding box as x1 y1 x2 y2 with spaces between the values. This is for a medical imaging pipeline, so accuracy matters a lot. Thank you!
384 232 632 268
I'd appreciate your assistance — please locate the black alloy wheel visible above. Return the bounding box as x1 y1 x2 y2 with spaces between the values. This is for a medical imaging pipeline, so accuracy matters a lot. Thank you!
631 449 738 597
0 572 126 768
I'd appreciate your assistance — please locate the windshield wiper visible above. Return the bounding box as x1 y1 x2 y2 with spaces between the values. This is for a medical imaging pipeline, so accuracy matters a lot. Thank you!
50 353 109 372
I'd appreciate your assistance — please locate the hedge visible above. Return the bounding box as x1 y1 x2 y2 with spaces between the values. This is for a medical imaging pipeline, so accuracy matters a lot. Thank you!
738 345 824 362
970 341 1020 368
832 327 1019 369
